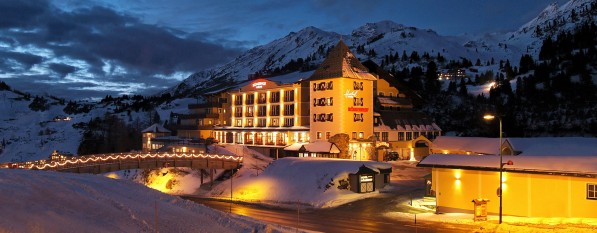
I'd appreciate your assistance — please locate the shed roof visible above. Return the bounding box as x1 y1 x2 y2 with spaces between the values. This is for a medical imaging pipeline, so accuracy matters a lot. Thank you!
142 123 171 133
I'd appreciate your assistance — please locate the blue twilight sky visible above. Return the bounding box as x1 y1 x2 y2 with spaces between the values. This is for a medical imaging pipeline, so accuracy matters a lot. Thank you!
0 0 568 99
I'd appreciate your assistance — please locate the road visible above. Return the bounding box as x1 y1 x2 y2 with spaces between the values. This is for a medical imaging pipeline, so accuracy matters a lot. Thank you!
185 197 477 233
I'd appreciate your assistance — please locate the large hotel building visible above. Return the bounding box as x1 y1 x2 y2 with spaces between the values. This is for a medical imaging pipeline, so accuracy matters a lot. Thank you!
162 41 441 161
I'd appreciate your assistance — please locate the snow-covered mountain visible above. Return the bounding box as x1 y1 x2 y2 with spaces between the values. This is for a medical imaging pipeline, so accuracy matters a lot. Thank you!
171 0 596 97
468 0 597 58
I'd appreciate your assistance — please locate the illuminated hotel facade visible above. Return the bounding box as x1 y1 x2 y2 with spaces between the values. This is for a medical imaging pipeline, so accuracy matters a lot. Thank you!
166 40 441 160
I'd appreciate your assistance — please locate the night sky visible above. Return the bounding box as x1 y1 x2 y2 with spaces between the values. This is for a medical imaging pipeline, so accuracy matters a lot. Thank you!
0 0 567 99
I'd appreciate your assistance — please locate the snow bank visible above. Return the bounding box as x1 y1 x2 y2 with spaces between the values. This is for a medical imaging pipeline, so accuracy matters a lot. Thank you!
210 157 391 208
0 169 293 232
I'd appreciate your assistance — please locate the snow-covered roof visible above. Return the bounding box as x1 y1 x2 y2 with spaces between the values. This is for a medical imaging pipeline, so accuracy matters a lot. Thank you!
284 141 340 153
309 40 376 81
433 136 597 156
418 154 597 176
431 136 500 155
141 123 171 133
507 137 597 156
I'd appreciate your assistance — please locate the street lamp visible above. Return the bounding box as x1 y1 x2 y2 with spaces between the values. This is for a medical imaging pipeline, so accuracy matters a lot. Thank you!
483 113 508 224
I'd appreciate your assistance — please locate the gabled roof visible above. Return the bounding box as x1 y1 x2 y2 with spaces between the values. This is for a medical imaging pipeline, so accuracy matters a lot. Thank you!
308 40 376 81
418 154 597 177
431 136 499 155
376 111 441 132
142 123 171 133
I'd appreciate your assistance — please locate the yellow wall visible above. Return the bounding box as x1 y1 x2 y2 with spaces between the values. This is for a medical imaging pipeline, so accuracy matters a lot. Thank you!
376 78 402 97
309 78 374 141
433 168 597 218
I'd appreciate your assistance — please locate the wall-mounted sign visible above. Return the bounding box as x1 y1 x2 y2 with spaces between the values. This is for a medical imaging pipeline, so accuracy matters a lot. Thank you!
344 90 358 98
252 81 267 89
360 175 373 182
348 107 368 112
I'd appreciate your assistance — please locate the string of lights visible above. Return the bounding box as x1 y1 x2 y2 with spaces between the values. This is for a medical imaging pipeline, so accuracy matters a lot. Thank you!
4 152 243 170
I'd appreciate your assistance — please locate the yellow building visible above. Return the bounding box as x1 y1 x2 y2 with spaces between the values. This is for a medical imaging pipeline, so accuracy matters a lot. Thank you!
308 40 377 160
213 76 311 157
418 137 597 218
165 40 441 160
141 123 172 152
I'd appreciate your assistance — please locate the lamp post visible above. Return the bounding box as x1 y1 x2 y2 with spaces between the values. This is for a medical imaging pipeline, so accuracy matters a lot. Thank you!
483 114 504 224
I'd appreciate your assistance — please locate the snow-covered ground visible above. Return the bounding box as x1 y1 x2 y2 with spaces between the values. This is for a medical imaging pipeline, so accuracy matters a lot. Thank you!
0 169 297 232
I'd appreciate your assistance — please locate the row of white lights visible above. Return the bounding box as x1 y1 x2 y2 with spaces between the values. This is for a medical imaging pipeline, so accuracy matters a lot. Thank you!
19 153 243 170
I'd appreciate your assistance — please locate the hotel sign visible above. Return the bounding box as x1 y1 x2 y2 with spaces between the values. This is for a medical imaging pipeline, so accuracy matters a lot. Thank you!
348 107 368 112
252 81 267 89
344 90 358 98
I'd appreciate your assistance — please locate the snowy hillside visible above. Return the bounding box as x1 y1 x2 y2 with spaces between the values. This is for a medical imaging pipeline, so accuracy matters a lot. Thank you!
468 0 597 58
0 169 293 232
171 0 596 97
0 87 194 163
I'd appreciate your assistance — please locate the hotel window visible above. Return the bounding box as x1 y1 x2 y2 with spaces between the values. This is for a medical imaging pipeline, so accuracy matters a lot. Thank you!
246 94 254 104
235 107 243 117
325 132 331 140
317 113 326 122
313 114 317 122
588 184 597 200
234 95 243 105
284 90 294 102
270 92 280 102
353 81 364 90
313 98 317 107
235 119 242 127
352 132 357 139
318 98 326 106
258 93 266 104
246 119 253 127
327 97 333 106
257 106 266 116
379 92 384 97
284 104 294 116
353 97 364 106
406 132 412 140
414 132 419 138
245 107 254 117
317 132 322 140
312 83 317 92
382 132 389 142
270 105 280 116
374 132 380 141
353 113 363 122
257 119 266 127
266 133 274 145
270 118 279 127
326 113 333 122
398 132 405 141
327 81 333 90
284 118 294 127
358 132 364 139
236 133 242 143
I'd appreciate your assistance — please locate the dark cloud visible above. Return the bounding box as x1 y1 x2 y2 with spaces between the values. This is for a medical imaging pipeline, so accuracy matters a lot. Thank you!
48 63 76 77
0 51 44 70
0 0 244 99
0 0 49 29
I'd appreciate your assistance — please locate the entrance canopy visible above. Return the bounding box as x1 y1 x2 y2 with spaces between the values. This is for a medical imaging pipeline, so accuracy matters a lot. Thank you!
284 141 340 153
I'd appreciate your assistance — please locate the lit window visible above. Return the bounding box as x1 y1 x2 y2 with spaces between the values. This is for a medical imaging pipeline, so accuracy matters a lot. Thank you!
588 184 597 200
317 132 322 139
352 132 357 139
326 132 331 140
359 132 364 139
